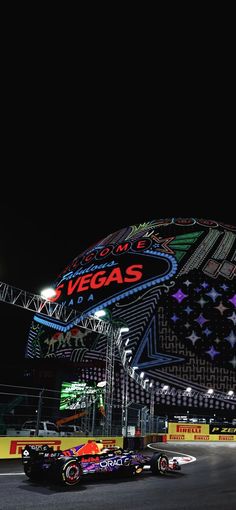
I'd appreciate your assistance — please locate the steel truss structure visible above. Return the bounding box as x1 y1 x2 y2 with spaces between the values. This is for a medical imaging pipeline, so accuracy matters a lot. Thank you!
120 360 236 410
0 281 120 435
0 281 113 335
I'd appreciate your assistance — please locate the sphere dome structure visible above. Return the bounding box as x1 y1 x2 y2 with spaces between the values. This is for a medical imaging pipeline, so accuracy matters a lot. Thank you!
27 218 236 411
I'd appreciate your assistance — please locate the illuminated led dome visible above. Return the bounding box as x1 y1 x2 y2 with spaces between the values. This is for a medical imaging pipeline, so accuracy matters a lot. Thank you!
27 218 236 410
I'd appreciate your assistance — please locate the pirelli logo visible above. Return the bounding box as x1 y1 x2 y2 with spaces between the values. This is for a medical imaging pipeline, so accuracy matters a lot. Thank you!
102 439 116 447
194 435 209 441
219 436 234 441
176 425 202 433
170 435 185 440
10 439 62 455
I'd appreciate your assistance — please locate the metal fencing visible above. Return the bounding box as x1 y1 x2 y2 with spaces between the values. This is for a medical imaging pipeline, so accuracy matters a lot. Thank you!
0 384 166 437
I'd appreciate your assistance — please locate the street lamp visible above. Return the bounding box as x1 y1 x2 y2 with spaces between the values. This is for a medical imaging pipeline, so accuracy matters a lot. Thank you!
40 288 56 299
97 381 107 388
207 388 214 395
94 310 107 318
162 385 169 395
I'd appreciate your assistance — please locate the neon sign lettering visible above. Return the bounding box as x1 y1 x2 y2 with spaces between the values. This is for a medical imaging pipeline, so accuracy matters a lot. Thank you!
59 238 152 277
52 265 143 302
81 239 151 265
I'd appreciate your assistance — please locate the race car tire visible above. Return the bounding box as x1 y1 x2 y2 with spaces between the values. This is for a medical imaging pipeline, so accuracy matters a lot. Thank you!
150 453 169 475
23 462 42 481
59 459 82 486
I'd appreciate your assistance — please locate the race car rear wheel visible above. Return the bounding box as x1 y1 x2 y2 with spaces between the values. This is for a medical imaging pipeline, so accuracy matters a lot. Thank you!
23 462 42 481
150 453 169 475
61 459 82 486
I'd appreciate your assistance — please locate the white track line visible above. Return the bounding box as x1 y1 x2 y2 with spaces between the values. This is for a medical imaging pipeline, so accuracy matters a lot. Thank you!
0 472 24 476
147 443 196 464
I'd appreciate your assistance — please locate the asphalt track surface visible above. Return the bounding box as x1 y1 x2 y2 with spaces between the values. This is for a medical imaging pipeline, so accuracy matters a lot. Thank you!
0 443 235 510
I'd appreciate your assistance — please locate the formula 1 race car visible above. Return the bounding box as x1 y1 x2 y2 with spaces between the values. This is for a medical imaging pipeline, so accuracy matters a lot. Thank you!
22 440 180 486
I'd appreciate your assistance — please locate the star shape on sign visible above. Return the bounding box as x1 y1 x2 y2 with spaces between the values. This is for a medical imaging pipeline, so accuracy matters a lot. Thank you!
186 331 200 345
172 289 188 303
195 313 209 327
225 330 236 348
221 283 229 291
206 345 220 360
184 306 193 314
229 356 236 369
131 315 185 369
151 234 175 254
183 280 192 287
197 297 208 308
229 294 236 308
203 327 212 337
171 314 179 322
206 288 222 302
214 301 228 315
228 311 236 326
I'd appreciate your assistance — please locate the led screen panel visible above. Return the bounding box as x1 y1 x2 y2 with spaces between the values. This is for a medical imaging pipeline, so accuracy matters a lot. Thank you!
60 381 102 410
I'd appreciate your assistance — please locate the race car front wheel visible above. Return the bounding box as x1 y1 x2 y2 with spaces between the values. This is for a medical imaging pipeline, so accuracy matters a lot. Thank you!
150 453 169 475
61 459 82 486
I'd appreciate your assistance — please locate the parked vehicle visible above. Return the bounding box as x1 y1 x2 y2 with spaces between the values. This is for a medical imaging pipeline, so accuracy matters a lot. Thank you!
7 420 59 436
59 424 84 436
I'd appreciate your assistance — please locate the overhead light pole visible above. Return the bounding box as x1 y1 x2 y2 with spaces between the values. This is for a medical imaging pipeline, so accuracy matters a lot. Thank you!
101 314 129 437
121 349 132 437
149 381 155 433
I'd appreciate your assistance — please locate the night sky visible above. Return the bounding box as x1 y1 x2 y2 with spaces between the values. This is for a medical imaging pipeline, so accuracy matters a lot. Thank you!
1 180 235 362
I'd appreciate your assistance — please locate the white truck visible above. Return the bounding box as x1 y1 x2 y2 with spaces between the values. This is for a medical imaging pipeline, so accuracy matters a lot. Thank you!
7 420 59 436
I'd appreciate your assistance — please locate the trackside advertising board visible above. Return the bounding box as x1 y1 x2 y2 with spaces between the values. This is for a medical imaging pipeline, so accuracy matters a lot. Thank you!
167 423 236 441
0 437 123 459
